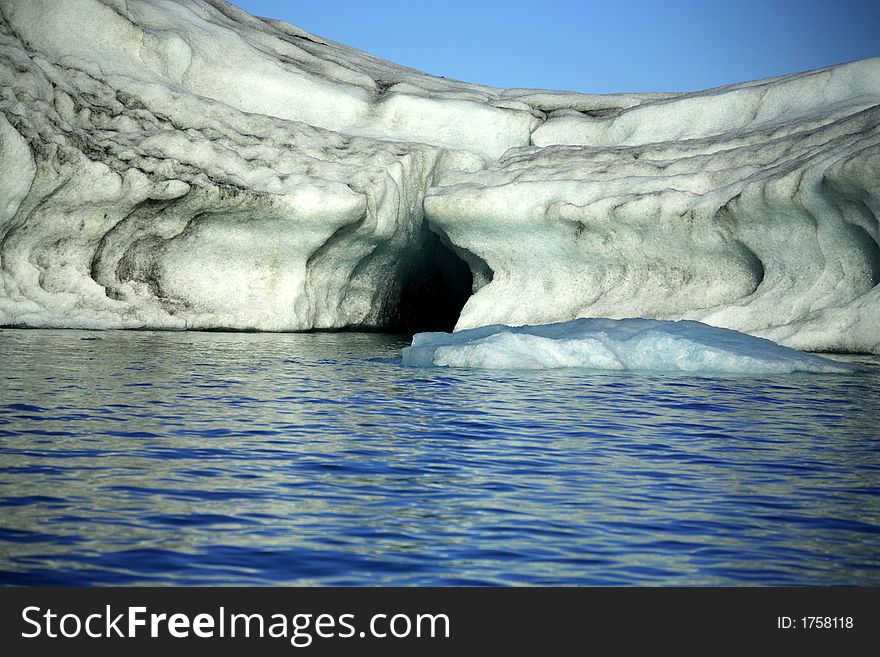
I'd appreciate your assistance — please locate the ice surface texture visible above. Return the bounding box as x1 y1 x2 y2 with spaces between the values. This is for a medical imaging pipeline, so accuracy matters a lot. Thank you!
0 1 879 351
402 319 856 373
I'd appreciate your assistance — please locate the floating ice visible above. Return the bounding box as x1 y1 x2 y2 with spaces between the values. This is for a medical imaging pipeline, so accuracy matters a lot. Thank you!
402 319 856 374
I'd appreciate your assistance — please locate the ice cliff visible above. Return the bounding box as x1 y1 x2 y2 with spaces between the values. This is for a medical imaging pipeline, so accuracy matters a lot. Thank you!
1 0 879 351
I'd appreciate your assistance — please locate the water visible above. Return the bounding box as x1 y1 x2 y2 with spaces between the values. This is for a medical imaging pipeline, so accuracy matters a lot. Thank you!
1 329 878 586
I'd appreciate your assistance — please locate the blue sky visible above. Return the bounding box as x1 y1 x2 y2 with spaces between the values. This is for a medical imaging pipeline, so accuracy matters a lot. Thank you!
230 0 880 93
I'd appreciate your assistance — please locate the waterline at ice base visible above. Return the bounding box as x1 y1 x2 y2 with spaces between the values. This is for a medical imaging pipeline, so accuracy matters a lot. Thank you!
1 0 879 356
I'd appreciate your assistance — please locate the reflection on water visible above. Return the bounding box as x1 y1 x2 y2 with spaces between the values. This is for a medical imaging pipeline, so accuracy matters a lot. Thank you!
0 329 878 585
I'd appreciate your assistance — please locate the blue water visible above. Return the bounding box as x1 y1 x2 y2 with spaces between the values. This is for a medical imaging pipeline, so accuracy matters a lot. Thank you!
0 329 878 585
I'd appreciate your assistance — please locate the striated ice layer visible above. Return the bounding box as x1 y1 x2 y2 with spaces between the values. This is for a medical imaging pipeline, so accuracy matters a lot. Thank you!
0 0 879 351
402 319 856 374
426 58 880 353
425 59 880 352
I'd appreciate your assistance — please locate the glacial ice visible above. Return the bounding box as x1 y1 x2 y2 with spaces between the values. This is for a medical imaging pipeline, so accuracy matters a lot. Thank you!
0 0 879 352
402 319 856 374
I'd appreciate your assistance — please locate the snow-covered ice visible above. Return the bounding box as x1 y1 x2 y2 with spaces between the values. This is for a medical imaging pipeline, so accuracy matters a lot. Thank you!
0 0 879 352
402 319 856 374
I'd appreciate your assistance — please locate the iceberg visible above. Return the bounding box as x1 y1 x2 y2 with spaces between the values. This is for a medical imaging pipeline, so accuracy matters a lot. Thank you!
0 0 879 352
402 319 856 374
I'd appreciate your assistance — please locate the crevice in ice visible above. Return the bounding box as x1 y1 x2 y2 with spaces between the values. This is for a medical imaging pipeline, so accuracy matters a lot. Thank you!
373 79 397 98
733 240 766 296
845 222 880 286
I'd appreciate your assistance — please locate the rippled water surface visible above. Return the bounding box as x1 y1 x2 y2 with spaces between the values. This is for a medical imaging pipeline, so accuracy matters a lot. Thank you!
1 329 878 585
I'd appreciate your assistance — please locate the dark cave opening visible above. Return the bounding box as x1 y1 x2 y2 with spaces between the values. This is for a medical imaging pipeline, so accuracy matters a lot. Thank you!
387 230 475 333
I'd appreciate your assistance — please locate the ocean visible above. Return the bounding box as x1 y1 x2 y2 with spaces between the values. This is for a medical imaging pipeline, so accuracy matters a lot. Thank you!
1 329 878 585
